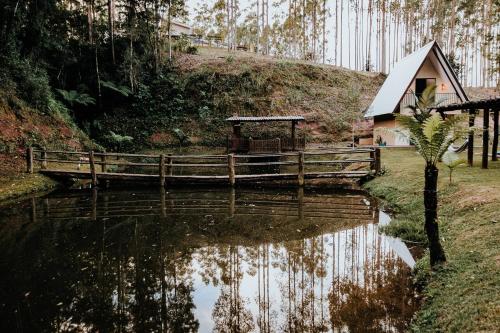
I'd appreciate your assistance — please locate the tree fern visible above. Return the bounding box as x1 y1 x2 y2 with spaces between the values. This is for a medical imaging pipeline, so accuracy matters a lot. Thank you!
56 89 95 107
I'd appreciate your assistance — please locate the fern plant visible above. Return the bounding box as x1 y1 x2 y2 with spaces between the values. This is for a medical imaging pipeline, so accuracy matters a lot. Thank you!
56 89 95 107
442 151 466 184
397 85 464 268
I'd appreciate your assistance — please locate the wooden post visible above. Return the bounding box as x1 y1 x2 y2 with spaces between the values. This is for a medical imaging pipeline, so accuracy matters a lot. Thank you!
228 154 235 186
468 109 475 167
297 186 304 220
482 108 489 169
166 154 173 176
298 152 305 186
159 154 165 187
160 187 167 218
291 121 296 151
492 109 498 162
41 150 47 169
370 149 376 172
26 147 33 173
277 137 281 153
229 187 235 218
101 152 107 172
89 150 98 187
91 187 97 221
31 197 37 224
374 148 381 174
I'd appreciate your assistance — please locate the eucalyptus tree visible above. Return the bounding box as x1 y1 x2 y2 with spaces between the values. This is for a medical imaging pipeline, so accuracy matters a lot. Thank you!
397 85 464 267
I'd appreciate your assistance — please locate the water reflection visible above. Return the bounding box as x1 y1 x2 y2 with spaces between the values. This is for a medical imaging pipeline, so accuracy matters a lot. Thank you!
0 188 418 332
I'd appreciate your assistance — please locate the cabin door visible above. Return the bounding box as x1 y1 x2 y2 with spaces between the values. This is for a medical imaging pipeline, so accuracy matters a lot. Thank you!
415 78 436 97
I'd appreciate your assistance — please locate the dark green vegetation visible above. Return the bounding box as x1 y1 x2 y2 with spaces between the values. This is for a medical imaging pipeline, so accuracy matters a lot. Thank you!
0 0 384 154
365 149 500 332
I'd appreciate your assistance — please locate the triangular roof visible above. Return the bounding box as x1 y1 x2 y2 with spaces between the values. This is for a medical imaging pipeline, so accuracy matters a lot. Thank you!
365 41 468 118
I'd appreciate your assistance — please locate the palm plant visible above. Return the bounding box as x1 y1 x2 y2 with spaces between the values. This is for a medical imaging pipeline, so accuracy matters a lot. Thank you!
397 85 464 268
56 89 96 107
442 151 466 184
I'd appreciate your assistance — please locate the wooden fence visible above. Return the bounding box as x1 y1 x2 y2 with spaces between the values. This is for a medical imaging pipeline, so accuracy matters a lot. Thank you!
26 147 381 187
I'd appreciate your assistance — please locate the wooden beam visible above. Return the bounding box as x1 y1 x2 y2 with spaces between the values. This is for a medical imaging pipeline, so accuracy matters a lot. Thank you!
482 109 489 169
41 150 47 169
101 152 107 172
228 154 235 186
26 147 33 173
159 154 165 187
468 109 475 167
89 151 98 186
298 152 305 186
492 109 499 162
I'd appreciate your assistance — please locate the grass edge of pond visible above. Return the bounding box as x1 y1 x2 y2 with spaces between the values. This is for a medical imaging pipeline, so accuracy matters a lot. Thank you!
363 148 500 332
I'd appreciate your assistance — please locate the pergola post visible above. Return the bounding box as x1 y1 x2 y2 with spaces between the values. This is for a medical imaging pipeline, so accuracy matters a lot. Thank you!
492 109 498 162
468 109 475 167
482 108 489 169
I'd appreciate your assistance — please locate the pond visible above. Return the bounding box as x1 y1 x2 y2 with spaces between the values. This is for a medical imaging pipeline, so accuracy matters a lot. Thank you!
0 187 419 332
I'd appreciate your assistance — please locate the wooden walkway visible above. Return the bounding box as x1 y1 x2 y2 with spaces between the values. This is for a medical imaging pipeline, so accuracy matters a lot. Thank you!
26 148 381 187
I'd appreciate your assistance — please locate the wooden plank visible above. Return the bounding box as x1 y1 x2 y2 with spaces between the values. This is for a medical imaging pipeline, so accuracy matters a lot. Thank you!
305 159 373 164
305 171 370 178
298 152 305 186
101 153 107 172
482 108 489 169
228 154 235 186
26 147 33 173
33 150 89 155
89 151 98 186
41 151 47 169
493 109 498 162
235 161 297 167
159 154 165 187
166 154 173 176
374 148 381 173
468 109 475 166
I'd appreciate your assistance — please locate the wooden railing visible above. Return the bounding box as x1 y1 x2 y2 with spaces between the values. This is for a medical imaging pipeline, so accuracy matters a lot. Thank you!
228 136 305 153
26 147 381 187
400 93 461 110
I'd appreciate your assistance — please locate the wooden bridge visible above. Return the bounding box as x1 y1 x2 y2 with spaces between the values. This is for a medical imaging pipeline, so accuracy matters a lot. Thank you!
26 147 381 187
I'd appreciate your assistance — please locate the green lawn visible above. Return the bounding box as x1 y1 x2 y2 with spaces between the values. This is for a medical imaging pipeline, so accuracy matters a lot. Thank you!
364 148 499 332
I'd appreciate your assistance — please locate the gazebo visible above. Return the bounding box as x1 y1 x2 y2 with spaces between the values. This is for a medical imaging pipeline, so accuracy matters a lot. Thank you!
226 116 305 153
434 97 499 169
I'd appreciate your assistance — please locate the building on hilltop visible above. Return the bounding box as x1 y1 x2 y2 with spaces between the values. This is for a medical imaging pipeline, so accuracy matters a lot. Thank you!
364 41 468 146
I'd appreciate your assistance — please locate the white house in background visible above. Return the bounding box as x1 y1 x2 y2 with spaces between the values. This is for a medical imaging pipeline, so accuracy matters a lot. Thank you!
170 21 192 36
364 40 468 146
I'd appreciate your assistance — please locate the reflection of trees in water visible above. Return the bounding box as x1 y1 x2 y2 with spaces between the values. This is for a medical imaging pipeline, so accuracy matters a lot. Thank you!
212 245 254 332
328 226 418 333
0 191 417 332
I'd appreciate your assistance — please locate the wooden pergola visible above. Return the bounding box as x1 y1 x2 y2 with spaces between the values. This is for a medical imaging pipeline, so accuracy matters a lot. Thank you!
226 115 305 153
435 97 500 169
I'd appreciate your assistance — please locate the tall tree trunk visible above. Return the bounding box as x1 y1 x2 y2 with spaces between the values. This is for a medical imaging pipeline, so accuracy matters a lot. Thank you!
424 164 447 267
256 0 260 53
108 0 115 65
322 0 326 64
168 0 172 59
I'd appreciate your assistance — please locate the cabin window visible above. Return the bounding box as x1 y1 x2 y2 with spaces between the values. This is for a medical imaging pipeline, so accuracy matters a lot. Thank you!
415 78 436 97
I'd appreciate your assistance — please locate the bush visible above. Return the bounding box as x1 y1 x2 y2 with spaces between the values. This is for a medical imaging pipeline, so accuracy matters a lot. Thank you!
0 54 53 113
172 35 197 54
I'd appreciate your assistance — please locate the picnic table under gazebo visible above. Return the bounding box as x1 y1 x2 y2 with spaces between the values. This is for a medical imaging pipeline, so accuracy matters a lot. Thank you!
226 115 306 153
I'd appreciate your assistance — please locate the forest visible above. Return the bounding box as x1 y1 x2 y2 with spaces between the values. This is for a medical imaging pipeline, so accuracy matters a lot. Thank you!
0 0 497 171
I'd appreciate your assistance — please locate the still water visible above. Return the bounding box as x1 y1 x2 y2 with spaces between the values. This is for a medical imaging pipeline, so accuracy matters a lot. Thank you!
0 187 419 332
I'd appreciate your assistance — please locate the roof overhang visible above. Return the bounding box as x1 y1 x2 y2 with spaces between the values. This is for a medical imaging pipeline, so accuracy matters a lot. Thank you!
226 116 305 123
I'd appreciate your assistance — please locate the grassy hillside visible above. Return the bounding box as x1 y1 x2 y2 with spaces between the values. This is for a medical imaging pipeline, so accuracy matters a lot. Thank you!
99 47 386 148
0 91 96 202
